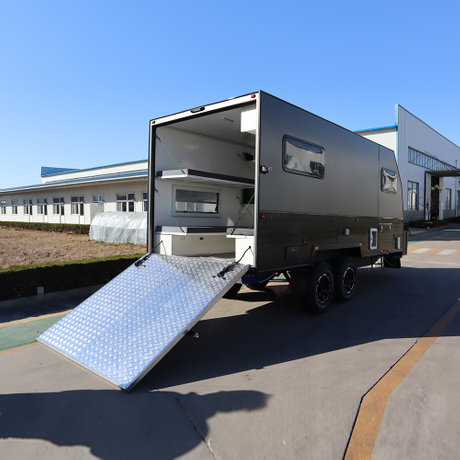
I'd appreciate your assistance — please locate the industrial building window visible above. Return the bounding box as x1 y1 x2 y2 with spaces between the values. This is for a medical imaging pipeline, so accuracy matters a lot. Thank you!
446 188 452 210
175 188 219 214
71 196 84 215
283 136 325 178
24 199 32 215
408 147 456 172
53 197 65 215
37 198 48 215
93 195 104 203
12 200 18 215
0 201 6 215
117 193 135 212
143 192 148 212
407 181 419 210
381 169 398 194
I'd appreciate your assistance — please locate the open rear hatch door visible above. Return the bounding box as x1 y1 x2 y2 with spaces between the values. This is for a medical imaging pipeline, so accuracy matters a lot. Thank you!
38 254 249 391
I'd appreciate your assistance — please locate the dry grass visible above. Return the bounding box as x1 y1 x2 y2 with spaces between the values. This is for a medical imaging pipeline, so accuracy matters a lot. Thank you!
0 228 146 269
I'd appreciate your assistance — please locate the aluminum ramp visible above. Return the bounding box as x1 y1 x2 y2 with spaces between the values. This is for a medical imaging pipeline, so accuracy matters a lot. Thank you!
38 254 249 391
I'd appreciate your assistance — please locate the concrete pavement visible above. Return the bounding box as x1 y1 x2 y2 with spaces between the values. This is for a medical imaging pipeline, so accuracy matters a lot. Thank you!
1 226 460 459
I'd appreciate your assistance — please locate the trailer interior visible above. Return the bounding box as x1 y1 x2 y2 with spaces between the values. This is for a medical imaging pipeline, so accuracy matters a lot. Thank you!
151 99 258 267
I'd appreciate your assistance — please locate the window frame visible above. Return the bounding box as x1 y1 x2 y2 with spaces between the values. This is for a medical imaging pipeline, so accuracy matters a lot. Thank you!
23 199 33 215
282 135 325 179
12 200 18 215
71 196 84 215
381 168 398 194
446 188 452 210
53 197 65 215
407 181 419 211
37 198 48 215
172 186 220 217
0 200 6 215
117 192 135 212
408 147 456 172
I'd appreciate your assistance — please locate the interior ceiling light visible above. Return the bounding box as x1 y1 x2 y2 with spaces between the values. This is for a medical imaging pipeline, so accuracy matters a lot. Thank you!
223 118 235 123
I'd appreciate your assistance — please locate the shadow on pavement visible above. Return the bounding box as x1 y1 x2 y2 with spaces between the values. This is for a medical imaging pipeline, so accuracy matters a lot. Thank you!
0 389 268 459
141 264 460 390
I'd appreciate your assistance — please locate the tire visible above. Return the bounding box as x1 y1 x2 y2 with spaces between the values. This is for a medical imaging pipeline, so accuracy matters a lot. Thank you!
333 258 357 303
246 281 269 290
307 263 335 314
223 283 241 299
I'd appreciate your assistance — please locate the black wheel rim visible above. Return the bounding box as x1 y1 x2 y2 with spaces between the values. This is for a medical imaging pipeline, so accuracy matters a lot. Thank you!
316 273 332 305
342 267 356 295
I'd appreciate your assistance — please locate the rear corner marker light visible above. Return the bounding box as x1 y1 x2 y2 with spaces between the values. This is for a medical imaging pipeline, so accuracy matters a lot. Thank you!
151 120 155 125
251 94 256 98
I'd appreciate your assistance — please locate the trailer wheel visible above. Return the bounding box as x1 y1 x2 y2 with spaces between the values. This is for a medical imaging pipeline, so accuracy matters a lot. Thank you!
307 263 335 314
333 258 357 302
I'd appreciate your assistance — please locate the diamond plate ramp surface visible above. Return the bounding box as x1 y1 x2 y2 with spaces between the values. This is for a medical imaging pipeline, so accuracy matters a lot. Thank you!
38 254 249 391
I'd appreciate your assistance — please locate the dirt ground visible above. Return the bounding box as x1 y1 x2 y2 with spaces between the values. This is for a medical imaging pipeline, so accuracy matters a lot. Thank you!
0 228 147 269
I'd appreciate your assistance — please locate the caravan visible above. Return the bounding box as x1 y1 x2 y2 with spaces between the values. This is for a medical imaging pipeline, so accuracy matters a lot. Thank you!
39 92 406 390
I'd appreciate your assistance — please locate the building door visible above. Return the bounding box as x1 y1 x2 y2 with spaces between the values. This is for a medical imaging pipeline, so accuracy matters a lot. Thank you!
431 176 440 220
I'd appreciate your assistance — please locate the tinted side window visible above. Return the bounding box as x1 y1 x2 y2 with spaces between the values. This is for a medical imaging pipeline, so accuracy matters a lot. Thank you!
381 168 398 194
283 136 325 178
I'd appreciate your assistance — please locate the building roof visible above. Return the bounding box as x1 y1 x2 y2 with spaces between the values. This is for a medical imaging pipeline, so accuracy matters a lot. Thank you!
355 125 397 134
41 166 80 177
0 166 147 194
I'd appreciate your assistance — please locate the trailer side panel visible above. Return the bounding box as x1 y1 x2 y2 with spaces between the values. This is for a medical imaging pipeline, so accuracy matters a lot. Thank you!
255 92 403 271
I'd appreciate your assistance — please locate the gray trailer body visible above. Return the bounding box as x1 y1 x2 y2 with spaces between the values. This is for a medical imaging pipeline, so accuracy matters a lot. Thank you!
149 91 405 272
39 91 405 391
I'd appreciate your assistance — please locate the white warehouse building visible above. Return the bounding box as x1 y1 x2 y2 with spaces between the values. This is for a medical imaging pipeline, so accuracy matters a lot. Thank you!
357 105 460 222
0 160 148 225
1 104 459 228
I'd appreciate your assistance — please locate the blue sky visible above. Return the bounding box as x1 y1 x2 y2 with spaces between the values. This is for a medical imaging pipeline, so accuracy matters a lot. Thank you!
1 0 459 189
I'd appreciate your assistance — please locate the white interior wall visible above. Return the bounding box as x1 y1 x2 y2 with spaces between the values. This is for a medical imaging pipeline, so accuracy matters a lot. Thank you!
154 127 255 230
155 127 255 178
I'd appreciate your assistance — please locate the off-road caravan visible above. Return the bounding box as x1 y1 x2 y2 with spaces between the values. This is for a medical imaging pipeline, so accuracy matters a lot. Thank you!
39 92 406 391
149 91 406 302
